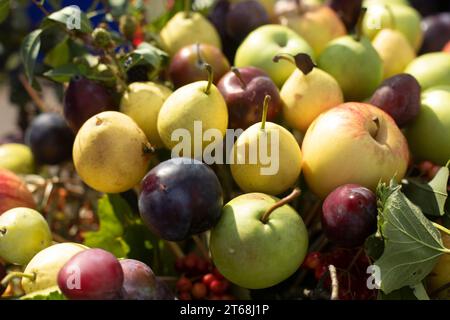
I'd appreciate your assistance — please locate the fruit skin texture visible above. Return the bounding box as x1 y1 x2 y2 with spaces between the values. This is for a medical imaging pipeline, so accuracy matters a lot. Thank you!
57 248 124 300
302 103 410 199
120 82 172 148
426 232 450 299
63 76 116 132
405 86 450 166
234 24 314 87
160 12 221 56
0 207 52 265
0 169 36 214
405 52 450 90
369 73 421 128
73 111 152 194
280 67 343 133
25 113 75 165
157 81 228 153
168 43 230 89
0 143 34 174
372 29 416 80
230 122 302 195
139 158 223 241
210 192 308 289
322 184 378 248
217 66 281 130
318 36 383 101
22 243 87 294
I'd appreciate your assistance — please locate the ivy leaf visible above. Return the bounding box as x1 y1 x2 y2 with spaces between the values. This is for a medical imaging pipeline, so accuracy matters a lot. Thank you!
20 29 43 84
402 165 449 217
0 0 10 24
123 42 168 78
374 180 447 294
43 6 93 33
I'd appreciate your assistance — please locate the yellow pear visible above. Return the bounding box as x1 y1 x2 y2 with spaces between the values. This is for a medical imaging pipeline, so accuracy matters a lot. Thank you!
426 232 450 299
372 28 415 79
120 82 172 148
160 12 221 56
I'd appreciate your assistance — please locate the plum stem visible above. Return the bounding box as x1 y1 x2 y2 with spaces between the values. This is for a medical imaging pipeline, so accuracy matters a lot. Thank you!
184 0 191 18
273 53 315 75
1 272 36 288
355 7 367 42
231 67 247 89
261 188 302 224
203 63 214 95
260 95 271 130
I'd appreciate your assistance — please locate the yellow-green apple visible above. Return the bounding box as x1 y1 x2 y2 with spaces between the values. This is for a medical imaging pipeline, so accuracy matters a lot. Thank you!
302 102 410 199
404 52 450 90
234 24 314 87
210 190 308 289
0 143 34 174
404 86 450 166
0 169 36 215
426 232 450 299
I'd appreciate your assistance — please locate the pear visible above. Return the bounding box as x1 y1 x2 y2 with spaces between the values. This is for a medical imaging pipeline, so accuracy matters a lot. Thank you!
230 95 302 195
372 28 415 79
160 10 221 56
276 53 343 133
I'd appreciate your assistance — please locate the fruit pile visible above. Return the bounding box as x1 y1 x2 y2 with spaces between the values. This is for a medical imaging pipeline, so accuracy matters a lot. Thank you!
0 0 449 301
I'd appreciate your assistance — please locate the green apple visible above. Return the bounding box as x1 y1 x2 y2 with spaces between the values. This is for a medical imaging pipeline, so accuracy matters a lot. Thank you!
0 143 34 174
302 102 409 198
210 191 308 289
0 207 52 266
318 35 383 101
362 3 423 51
404 52 450 90
234 24 314 87
405 86 450 166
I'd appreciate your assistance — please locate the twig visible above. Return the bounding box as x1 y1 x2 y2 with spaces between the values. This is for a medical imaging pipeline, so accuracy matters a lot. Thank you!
328 265 339 300
164 241 185 260
192 235 210 261
52 232 70 243
346 247 364 272
303 200 321 227
18 74 47 112
32 0 50 16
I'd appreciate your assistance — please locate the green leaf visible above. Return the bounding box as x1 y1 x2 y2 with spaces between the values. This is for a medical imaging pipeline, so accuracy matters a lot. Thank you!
375 180 447 294
402 165 449 217
0 0 10 24
44 37 70 68
20 286 67 300
43 6 93 33
20 29 43 84
364 234 384 260
123 42 168 77
43 64 83 83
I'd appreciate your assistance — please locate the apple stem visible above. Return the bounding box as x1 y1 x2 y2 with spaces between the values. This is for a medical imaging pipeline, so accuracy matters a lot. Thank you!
203 63 214 95
370 116 380 138
231 67 247 89
260 188 302 224
260 95 271 130
355 7 367 42
184 0 191 18
273 53 316 75
1 272 36 288
142 142 155 155
384 5 396 29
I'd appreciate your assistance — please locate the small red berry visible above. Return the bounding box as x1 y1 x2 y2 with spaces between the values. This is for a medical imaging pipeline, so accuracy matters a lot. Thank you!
212 267 224 280
314 264 327 280
178 292 192 300
184 253 200 272
302 252 322 269
202 273 216 287
191 282 208 300
210 279 229 295
176 276 193 292
196 259 210 274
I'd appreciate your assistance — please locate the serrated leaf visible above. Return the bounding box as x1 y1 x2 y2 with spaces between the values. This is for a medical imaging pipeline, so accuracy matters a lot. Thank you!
375 180 447 294
43 6 93 33
0 0 10 24
20 29 43 84
402 166 449 217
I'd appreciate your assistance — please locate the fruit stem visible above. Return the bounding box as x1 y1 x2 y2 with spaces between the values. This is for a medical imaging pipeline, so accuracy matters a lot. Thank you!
328 265 339 300
384 5 396 29
195 43 204 67
184 0 191 18
165 241 185 259
231 67 247 89
0 227 6 235
273 53 316 75
433 222 450 238
260 95 271 130
143 142 155 155
355 7 367 42
1 272 35 288
370 116 380 138
261 188 302 224
203 63 214 95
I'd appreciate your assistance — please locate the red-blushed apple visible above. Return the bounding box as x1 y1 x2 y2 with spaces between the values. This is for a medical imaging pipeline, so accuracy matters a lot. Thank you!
444 41 450 53
302 103 410 199
0 169 36 215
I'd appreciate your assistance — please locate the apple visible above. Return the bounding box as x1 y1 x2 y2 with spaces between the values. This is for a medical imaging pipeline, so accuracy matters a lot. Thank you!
234 24 314 87
404 52 450 90
210 190 308 289
302 102 410 199
404 86 450 166
168 43 230 89
217 66 282 129
0 143 34 174
0 169 36 215
420 13 450 54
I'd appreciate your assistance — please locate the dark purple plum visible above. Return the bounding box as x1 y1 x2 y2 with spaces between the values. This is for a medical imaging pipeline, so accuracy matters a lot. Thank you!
322 184 378 248
420 13 450 54
327 0 362 32
57 248 124 300
369 73 421 128
119 259 175 300
25 113 74 165
139 158 223 241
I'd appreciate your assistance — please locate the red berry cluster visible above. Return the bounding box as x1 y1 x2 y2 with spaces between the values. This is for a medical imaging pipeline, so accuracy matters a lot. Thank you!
302 248 377 300
175 253 235 300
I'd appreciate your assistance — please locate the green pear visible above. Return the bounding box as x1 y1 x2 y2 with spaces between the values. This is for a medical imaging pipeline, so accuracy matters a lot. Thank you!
210 190 308 289
160 11 221 56
0 207 52 266
318 35 383 101
404 52 450 90
0 143 34 174
277 53 343 132
230 96 302 195
372 29 415 79
405 86 450 166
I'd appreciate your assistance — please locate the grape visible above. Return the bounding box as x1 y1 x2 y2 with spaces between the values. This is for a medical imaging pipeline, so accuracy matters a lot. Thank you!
119 259 174 300
139 158 223 241
57 248 124 300
322 184 378 248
